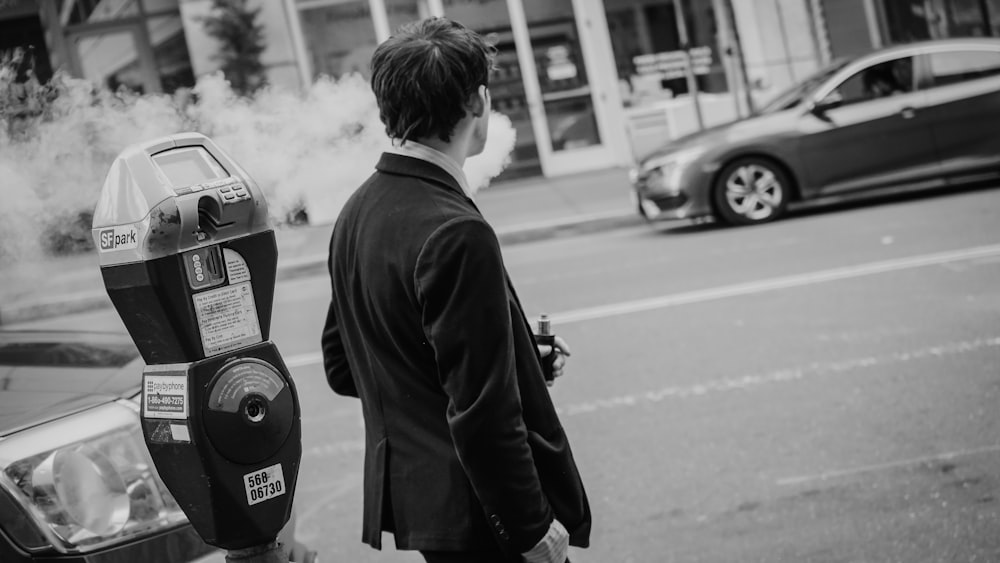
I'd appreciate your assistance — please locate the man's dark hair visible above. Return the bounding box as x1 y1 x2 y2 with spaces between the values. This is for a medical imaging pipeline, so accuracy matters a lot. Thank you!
370 17 495 144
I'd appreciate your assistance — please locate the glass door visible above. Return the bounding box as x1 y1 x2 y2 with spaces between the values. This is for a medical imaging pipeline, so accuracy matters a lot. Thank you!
444 0 543 180
532 20 600 150
442 0 622 178
511 0 620 176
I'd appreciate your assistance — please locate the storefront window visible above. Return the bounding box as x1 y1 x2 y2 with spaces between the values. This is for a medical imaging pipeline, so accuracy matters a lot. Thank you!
56 0 193 94
66 0 140 25
883 0 998 42
386 0 427 33
525 1 601 152
298 0 378 80
74 29 152 93
444 0 541 179
603 0 727 108
0 13 54 83
147 15 194 93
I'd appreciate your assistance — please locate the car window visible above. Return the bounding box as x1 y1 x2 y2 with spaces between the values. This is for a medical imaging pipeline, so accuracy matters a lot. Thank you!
828 57 915 106
926 49 1000 87
757 58 851 114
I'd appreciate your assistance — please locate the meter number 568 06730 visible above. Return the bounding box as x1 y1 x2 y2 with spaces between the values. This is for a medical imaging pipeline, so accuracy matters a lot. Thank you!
244 464 286 505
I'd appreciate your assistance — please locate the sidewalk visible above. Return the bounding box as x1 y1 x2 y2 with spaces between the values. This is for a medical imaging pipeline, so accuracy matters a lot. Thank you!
0 166 640 325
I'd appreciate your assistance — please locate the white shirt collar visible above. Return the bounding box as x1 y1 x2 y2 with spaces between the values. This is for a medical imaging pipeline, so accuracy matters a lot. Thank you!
386 140 474 199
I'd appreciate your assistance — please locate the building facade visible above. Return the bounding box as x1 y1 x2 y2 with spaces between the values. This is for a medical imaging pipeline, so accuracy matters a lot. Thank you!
818 0 1000 58
4 0 993 180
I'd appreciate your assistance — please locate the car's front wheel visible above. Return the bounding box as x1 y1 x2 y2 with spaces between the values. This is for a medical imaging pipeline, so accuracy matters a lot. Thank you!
713 157 790 225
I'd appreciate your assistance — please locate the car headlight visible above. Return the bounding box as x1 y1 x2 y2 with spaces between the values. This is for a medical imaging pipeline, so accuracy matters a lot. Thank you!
641 146 708 192
0 400 188 554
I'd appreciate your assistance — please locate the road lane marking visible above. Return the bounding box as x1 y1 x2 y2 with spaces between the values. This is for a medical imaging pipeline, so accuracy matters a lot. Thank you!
286 245 1000 460
550 243 1000 325
285 352 322 369
283 244 1000 371
296 337 1000 460
555 336 1000 416
304 440 365 458
776 445 1000 486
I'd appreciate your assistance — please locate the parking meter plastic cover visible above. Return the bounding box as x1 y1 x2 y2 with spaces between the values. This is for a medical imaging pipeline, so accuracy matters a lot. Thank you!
92 133 271 267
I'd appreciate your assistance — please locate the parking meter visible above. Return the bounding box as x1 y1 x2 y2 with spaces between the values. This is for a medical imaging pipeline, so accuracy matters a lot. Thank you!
91 132 301 554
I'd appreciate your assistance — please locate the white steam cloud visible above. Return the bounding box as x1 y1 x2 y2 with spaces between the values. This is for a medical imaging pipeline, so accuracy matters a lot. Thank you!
0 72 515 264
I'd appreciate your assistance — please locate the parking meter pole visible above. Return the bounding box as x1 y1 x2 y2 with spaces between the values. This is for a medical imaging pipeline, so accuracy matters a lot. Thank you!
225 541 287 563
92 133 304 558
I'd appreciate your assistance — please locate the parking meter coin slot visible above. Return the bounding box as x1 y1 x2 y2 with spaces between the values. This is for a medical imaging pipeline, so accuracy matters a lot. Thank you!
196 194 232 239
243 395 268 424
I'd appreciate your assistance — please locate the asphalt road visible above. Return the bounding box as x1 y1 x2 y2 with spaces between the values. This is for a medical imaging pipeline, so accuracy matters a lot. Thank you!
16 185 1000 562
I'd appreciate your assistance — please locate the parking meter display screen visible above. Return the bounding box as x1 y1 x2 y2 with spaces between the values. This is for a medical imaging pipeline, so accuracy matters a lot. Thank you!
153 147 228 189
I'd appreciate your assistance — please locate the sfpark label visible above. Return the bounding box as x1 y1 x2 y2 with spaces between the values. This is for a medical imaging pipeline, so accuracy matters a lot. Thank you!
98 224 139 252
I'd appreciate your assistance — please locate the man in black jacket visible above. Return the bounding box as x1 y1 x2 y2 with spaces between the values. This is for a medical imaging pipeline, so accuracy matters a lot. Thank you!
321 17 591 563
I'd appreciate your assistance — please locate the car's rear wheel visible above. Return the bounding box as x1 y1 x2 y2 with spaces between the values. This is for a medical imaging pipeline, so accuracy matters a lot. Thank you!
713 157 790 225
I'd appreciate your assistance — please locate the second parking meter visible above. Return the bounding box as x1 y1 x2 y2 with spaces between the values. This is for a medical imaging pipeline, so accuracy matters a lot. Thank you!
91 132 301 554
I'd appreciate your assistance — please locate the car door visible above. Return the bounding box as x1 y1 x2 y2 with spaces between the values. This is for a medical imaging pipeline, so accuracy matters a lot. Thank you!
796 54 941 195
918 46 1000 181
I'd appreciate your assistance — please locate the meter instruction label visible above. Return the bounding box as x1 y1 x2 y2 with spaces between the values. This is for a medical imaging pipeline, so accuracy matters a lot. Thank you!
244 463 286 506
143 374 188 419
97 224 139 252
209 360 285 413
223 248 251 284
194 281 262 356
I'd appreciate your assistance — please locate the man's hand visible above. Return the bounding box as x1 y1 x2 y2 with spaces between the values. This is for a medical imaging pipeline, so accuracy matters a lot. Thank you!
522 518 569 563
537 335 572 387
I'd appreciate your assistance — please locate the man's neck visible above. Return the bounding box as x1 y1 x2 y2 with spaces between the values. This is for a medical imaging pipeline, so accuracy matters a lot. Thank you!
413 122 474 166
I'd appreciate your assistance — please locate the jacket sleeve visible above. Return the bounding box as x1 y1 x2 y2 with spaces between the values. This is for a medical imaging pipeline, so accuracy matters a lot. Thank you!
414 216 552 554
321 300 358 398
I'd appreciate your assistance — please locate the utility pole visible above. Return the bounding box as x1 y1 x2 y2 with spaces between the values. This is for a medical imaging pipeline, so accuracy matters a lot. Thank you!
720 0 756 115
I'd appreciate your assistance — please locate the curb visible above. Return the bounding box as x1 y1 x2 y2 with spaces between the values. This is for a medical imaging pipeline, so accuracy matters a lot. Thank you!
495 211 641 245
0 211 641 326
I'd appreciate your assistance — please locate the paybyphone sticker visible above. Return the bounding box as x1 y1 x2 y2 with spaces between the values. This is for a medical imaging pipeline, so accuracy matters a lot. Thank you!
97 224 139 252
143 374 188 420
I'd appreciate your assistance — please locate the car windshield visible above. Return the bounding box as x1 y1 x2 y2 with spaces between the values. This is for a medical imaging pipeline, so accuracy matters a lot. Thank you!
756 58 852 114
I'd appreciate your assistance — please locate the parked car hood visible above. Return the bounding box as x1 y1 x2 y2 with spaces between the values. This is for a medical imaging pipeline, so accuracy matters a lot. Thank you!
0 331 143 436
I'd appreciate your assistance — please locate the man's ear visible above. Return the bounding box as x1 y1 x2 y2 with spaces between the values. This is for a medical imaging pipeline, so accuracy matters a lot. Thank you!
468 85 487 117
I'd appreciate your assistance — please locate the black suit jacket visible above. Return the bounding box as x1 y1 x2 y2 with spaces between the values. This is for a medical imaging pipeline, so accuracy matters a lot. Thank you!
321 153 591 555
